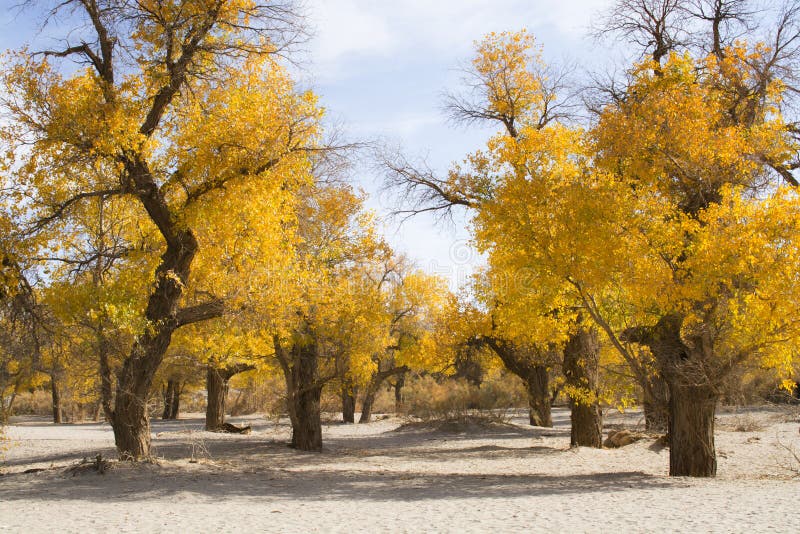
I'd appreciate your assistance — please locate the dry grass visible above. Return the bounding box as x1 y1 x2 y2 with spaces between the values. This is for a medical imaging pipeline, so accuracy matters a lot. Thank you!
719 413 767 432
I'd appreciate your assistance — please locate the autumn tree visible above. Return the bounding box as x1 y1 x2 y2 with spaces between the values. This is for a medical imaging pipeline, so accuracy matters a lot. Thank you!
435 292 559 428
1 0 317 459
262 182 391 450
482 41 799 476
586 0 800 475
357 263 447 424
385 31 605 445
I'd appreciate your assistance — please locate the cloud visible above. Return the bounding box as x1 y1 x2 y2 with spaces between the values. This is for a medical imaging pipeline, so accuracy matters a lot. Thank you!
307 0 612 78
308 1 394 64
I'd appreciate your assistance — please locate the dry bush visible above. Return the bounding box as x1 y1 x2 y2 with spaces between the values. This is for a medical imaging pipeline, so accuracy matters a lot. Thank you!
14 389 103 422
720 367 798 406
719 413 767 432
12 390 51 416
402 374 525 423
229 374 286 417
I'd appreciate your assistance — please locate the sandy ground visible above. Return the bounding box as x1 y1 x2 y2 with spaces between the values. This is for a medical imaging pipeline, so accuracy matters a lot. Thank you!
1 406 799 533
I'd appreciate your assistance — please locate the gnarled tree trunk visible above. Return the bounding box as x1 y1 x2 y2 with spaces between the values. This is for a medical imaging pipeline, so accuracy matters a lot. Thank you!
626 314 719 476
483 338 554 428
669 380 717 476
563 327 602 448
206 364 255 431
110 218 200 459
526 365 552 427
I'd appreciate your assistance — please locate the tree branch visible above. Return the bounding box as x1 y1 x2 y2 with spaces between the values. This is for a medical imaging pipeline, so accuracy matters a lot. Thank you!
176 299 226 327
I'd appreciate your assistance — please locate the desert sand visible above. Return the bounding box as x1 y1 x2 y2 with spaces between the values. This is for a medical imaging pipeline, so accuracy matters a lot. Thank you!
1 406 798 533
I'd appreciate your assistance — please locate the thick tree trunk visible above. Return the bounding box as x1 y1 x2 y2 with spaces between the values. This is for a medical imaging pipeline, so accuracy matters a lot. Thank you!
563 327 603 448
205 364 254 431
288 343 323 451
668 381 717 476
642 375 670 432
526 365 552 427
626 314 720 476
50 375 63 424
341 386 356 424
206 367 227 430
112 396 151 459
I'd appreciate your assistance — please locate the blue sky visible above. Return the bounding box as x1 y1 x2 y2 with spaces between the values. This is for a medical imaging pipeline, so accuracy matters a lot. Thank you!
302 0 616 288
1 0 617 289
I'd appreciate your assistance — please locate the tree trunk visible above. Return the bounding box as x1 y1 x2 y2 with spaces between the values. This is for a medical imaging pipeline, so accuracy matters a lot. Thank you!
394 372 406 413
93 401 102 422
526 365 552 427
205 367 227 430
359 382 379 423
563 327 603 448
627 314 720 477
162 379 177 420
205 364 254 432
341 386 356 424
112 396 151 460
642 375 670 432
668 381 717 476
170 381 181 419
288 342 323 451
358 366 408 423
50 375 63 424
481 338 555 427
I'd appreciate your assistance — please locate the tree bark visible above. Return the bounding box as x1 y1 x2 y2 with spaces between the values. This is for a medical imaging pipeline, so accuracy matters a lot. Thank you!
526 365 552 427
162 379 178 420
563 327 603 448
359 382 378 424
669 381 717 476
288 342 323 451
170 381 181 419
341 386 356 424
394 371 406 413
359 366 408 423
205 367 226 430
206 364 255 431
642 374 670 432
110 226 199 459
50 374 63 424
626 314 719 476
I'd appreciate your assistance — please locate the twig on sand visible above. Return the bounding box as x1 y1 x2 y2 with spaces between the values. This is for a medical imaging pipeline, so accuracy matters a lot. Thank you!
64 454 113 476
